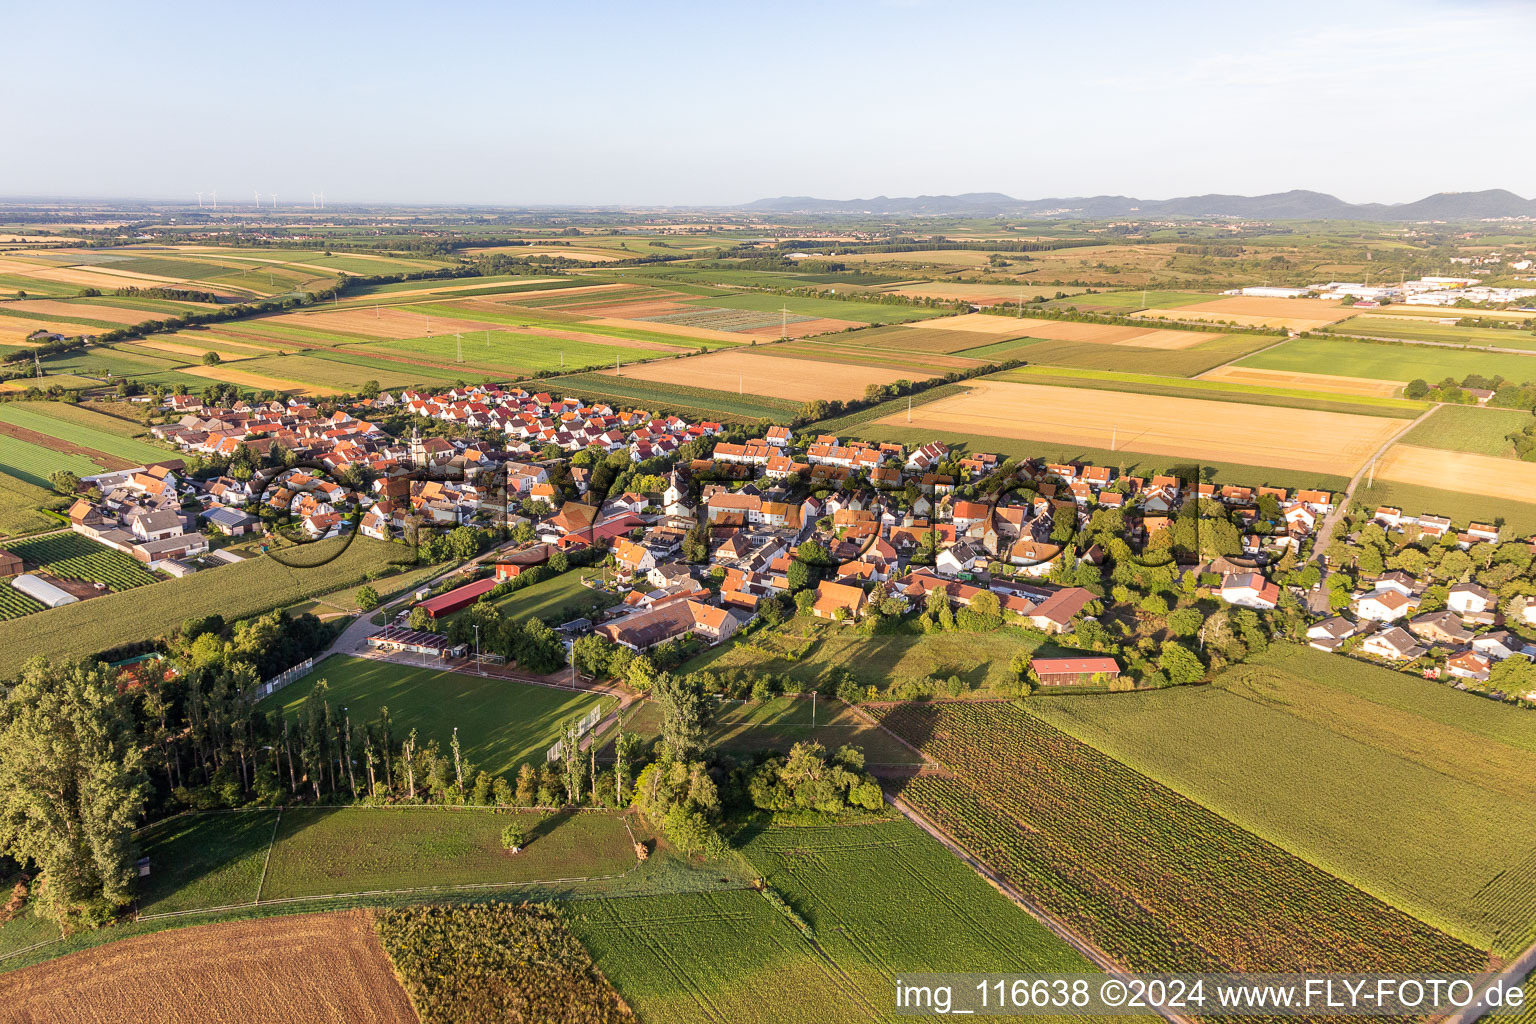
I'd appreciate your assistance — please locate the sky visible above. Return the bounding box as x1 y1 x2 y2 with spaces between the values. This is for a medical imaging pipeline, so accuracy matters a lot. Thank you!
7 0 1534 207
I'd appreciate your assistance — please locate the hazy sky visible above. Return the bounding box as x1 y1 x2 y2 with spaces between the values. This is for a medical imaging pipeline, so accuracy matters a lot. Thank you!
9 0 1534 206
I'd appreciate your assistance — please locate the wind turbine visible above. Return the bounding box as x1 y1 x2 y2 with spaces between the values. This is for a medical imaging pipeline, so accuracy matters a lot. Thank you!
312 193 325 210
254 189 261 207
210 190 217 209
195 192 204 208
271 193 278 210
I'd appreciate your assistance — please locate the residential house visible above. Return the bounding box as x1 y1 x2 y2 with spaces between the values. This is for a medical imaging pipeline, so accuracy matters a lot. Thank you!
1407 610 1473 647
1031 656 1121 687
1218 572 1279 610
1356 588 1415 622
1359 626 1426 661
811 580 867 620
1446 648 1492 682
1306 615 1359 652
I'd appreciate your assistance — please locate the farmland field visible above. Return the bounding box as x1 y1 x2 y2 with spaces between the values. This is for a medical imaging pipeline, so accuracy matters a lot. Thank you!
1370 444 1536 507
1023 644 1536 954
738 821 1118 1020
1237 336 1536 383
553 371 800 422
1133 295 1350 331
0 402 171 465
825 324 1020 354
488 568 619 624
873 701 1487 974
1353 478 1536 536
874 379 1410 476
1059 289 1216 311
685 617 1039 696
572 889 877 1024
955 318 1221 350
596 348 935 403
1397 404 1533 457
1328 314 1536 350
0 433 105 488
0 471 60 537
615 695 923 766
960 333 1279 377
694 291 946 325
260 807 635 899
1198 364 1404 397
359 331 681 375
260 656 605 776
7 532 159 591
0 537 412 678
0 911 417 1023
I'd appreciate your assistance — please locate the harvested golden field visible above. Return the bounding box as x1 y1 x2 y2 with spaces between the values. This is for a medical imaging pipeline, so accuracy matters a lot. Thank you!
1358 307 1536 322
599 348 931 402
181 363 339 396
1136 296 1351 332
1199 365 1404 397
876 380 1410 475
0 911 416 1024
922 312 1039 335
1373 444 1536 505
18 264 194 292
337 278 569 303
270 305 504 340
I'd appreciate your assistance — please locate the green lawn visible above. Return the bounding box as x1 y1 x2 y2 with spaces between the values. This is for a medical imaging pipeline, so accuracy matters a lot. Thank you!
553 372 798 423
1022 644 1536 955
685 618 1041 696
0 537 411 679
136 810 278 915
259 656 606 776
1398 404 1533 457
360 331 680 376
490 570 621 625
260 807 633 899
1239 336 1536 384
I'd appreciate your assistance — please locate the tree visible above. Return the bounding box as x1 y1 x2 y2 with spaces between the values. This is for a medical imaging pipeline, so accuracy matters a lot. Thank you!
355 585 379 612
408 606 435 632
202 351 221 366
794 589 816 616
653 673 710 761
1157 641 1205 684
1405 378 1430 400
1166 606 1203 638
0 659 149 928
48 470 81 496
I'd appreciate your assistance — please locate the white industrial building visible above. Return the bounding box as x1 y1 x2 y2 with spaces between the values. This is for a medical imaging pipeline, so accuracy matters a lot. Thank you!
11 574 78 608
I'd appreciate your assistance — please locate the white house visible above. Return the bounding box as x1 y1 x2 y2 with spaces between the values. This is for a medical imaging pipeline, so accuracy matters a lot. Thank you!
1356 588 1415 622
1219 572 1279 610
1359 626 1425 661
1447 582 1494 617
1306 615 1359 652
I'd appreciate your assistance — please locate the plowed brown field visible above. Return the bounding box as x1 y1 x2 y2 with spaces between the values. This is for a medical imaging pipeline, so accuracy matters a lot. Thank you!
0 911 416 1024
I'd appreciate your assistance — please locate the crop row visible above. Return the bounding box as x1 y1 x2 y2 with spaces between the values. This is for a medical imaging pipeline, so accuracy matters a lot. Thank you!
8 533 159 591
874 702 1484 975
0 585 44 621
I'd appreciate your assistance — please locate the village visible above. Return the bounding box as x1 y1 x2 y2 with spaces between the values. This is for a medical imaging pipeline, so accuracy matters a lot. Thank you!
10 376 1529 705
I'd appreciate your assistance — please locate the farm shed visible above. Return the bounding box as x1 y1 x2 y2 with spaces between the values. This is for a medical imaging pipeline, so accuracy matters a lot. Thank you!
0 549 21 579
416 577 499 619
11 574 79 608
1030 656 1120 687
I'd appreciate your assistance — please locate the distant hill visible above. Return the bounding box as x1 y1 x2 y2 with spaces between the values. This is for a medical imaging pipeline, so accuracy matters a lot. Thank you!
737 189 1536 221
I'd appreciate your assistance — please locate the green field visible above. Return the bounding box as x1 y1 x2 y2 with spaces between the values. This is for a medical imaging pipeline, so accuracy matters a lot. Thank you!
692 292 945 325
260 806 633 898
0 472 60 538
616 696 923 766
0 434 104 488
685 618 1040 696
136 806 634 912
260 656 605 776
1023 644 1536 955
0 403 171 465
572 889 875 1024
1238 336 1536 384
0 537 410 679
740 821 1114 1016
553 372 799 422
360 331 681 376
1397 404 1533 457
990 365 1428 417
961 332 1278 377
489 569 619 625
1057 289 1217 311
1328 315 1536 350
6 532 159 591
